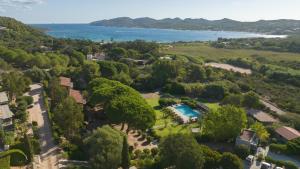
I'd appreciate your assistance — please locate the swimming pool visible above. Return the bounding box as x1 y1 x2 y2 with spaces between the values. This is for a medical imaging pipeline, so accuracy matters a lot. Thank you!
174 104 201 118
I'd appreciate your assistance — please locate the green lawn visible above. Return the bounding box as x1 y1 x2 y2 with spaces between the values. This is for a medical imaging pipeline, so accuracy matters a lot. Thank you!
0 156 10 169
205 103 220 111
145 96 200 138
161 43 300 63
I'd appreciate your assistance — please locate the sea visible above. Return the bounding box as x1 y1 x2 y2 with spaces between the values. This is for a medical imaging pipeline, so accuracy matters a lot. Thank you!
32 24 286 42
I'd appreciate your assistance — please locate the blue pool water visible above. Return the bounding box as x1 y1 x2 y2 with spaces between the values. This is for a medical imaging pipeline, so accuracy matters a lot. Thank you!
31 24 283 42
174 105 200 118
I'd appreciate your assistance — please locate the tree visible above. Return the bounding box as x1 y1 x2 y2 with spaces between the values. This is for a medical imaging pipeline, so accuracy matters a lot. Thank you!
53 97 84 138
186 64 206 82
121 136 130 169
89 78 156 131
84 125 124 169
199 145 221 169
1 72 31 99
159 134 204 169
203 105 247 141
222 94 243 106
151 60 182 87
48 78 68 109
250 122 270 142
242 91 261 108
220 152 243 169
25 66 51 82
108 47 127 60
202 84 226 101
106 95 156 131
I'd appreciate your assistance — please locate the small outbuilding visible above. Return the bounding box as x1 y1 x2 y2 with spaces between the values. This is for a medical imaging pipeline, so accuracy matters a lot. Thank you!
235 129 259 150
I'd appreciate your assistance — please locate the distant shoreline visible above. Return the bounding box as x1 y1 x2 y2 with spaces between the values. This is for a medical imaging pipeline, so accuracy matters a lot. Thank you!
31 24 287 43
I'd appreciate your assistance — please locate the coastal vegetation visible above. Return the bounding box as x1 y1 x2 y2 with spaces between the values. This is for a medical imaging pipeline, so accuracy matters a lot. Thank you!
1 16 300 169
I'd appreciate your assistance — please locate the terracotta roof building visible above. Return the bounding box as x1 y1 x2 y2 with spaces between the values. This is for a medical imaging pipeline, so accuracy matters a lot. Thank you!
69 89 86 105
275 126 300 142
59 76 73 88
235 129 258 150
247 109 278 124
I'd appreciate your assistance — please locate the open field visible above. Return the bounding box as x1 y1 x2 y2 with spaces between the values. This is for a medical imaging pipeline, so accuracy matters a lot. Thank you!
161 43 300 63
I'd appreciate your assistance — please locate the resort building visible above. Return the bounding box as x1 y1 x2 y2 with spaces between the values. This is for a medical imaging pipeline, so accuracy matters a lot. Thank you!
247 109 278 125
275 126 300 142
235 129 259 150
0 104 14 130
0 92 9 105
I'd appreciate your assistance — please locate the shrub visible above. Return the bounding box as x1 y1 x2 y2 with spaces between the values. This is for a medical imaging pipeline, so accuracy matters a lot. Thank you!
257 154 264 162
270 143 287 153
32 121 38 127
159 98 177 107
151 148 159 156
265 156 298 169
234 145 250 159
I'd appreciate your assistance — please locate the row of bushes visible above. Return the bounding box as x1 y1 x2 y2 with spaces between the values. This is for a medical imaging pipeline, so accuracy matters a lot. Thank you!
270 138 300 155
265 156 298 169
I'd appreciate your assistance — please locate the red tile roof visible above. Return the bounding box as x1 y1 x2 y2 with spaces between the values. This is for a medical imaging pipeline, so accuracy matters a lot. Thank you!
247 109 278 123
239 129 256 141
276 126 300 141
59 77 73 88
69 89 86 105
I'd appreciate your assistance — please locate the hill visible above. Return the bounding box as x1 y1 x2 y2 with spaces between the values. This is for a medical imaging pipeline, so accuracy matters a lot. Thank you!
0 16 50 51
91 17 300 35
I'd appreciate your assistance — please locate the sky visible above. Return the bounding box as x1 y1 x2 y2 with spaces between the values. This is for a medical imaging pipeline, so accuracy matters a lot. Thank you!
1 0 300 23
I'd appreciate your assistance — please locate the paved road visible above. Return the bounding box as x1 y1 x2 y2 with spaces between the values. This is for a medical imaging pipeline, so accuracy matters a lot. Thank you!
27 84 59 169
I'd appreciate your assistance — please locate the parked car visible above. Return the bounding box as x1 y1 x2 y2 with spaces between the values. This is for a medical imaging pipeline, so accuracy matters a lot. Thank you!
275 167 284 169
246 155 255 165
261 162 272 169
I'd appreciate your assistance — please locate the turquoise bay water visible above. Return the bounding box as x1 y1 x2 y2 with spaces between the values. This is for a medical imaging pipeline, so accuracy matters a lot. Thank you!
32 24 282 42
174 104 200 118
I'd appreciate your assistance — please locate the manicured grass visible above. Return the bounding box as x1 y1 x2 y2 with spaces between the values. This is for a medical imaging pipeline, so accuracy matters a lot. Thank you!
205 103 220 111
145 96 200 138
161 43 300 63
0 156 10 169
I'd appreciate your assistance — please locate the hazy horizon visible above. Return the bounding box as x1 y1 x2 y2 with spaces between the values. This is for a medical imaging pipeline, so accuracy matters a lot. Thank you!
1 0 300 24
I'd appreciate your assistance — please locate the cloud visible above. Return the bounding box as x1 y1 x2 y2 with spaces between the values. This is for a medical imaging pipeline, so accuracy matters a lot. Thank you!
0 0 45 12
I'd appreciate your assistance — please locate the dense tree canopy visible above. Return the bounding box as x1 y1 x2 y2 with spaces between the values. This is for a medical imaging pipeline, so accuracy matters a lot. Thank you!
53 97 84 138
219 152 243 169
89 78 155 131
159 134 205 169
1 71 31 99
151 60 182 87
203 105 247 141
84 125 125 169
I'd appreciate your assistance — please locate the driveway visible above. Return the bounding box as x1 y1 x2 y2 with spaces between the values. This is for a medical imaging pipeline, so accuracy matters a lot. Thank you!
27 84 59 169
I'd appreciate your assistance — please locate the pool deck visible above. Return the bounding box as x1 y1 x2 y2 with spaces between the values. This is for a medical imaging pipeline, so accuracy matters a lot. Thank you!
167 104 200 123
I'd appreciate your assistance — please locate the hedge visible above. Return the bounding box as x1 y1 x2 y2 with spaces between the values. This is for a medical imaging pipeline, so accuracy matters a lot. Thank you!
269 143 287 153
265 157 298 169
